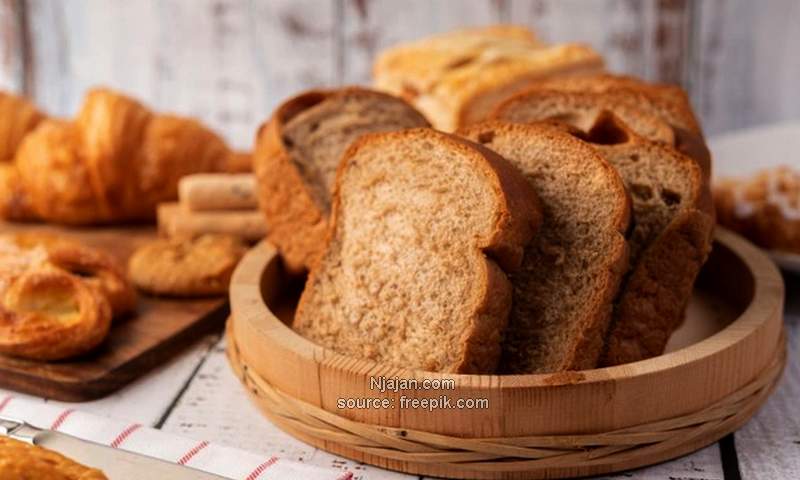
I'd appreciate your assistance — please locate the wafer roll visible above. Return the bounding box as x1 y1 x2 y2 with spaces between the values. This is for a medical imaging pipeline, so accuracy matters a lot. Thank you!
158 202 267 241
178 174 257 211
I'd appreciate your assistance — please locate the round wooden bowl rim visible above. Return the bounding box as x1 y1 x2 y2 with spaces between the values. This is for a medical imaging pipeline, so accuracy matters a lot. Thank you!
230 227 784 387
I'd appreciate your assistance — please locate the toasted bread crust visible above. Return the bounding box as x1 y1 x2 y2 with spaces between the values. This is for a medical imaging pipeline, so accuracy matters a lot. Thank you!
294 128 540 373
254 87 429 274
601 209 713 365
254 92 328 273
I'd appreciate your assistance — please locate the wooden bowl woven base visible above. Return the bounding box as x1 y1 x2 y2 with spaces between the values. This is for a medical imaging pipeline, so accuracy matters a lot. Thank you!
227 229 787 479
227 321 785 479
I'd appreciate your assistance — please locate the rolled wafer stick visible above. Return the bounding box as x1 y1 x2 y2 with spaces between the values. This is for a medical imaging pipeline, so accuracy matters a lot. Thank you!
178 173 258 211
158 202 267 241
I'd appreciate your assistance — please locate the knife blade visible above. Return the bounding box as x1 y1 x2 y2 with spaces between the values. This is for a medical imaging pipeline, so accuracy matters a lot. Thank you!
1 416 227 479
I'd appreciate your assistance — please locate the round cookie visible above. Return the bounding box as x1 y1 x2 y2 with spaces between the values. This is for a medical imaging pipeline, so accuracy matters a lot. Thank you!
128 234 246 297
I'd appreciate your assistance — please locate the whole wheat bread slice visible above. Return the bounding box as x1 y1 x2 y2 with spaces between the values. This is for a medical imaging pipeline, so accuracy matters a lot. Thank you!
492 80 712 180
459 121 630 373
293 128 542 373
254 87 429 274
572 113 715 366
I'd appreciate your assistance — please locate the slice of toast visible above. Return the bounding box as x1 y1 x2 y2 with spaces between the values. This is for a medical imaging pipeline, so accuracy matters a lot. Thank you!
492 77 712 180
293 128 542 373
575 113 715 366
254 87 429 273
459 121 630 373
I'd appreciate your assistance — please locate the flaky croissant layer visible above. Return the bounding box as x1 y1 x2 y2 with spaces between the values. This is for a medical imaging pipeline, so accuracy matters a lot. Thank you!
0 88 245 225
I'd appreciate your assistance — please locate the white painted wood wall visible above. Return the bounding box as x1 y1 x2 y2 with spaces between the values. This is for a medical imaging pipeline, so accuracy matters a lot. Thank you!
1 0 799 151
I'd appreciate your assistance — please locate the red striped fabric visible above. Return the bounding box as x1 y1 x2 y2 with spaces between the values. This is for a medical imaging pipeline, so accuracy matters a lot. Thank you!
110 423 142 448
177 440 210 465
50 409 75 431
245 457 278 480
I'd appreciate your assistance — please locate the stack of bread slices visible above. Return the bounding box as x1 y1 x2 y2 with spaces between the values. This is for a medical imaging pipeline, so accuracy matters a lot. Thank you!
253 27 715 375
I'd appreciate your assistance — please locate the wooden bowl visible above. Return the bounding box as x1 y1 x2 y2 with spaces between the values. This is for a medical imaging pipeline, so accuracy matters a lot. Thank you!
227 228 786 479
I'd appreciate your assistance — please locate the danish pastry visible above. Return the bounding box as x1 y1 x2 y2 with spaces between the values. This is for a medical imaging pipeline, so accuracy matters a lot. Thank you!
6 233 136 316
0 233 134 360
715 166 800 252
0 436 108 480
128 234 246 297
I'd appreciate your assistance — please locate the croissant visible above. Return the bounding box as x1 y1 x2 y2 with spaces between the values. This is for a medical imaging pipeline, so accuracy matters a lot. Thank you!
0 93 45 220
0 92 45 163
0 88 249 224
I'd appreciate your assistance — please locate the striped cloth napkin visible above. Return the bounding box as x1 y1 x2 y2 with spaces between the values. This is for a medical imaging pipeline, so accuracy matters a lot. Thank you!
0 394 352 480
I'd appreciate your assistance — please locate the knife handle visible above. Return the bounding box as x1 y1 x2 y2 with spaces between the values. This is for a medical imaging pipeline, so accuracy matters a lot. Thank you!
0 415 42 444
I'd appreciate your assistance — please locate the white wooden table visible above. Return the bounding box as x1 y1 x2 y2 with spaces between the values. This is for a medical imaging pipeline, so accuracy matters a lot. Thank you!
2 128 799 479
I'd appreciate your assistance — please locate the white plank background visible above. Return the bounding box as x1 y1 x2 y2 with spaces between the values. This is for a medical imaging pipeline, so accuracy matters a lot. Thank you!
1 1 800 478
2 0 799 147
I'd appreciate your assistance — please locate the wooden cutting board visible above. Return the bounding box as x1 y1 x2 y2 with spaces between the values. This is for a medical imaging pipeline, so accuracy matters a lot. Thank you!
0 222 228 401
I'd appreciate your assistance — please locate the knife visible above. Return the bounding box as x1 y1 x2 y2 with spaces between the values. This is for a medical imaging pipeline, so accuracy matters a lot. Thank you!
1 416 227 479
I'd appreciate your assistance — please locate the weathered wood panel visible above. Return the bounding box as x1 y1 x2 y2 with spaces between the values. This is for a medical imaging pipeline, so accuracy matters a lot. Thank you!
0 334 219 425
735 290 800 478
691 0 800 135
3 0 800 142
508 0 691 85
0 0 26 92
161 337 411 480
22 0 338 149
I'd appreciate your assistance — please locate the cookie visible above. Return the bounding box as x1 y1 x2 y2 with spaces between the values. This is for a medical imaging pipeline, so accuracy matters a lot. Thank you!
128 234 247 297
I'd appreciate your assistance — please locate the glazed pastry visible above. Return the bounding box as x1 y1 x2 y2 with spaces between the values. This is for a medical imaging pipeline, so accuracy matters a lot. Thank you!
128 234 247 297
715 166 800 252
0 88 243 224
0 436 108 480
373 25 604 131
0 233 134 360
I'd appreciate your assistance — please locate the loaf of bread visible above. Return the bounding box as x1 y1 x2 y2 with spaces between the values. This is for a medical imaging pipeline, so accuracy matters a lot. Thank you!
373 25 604 131
493 74 712 180
573 113 714 366
254 87 430 273
293 128 541 373
459 121 630 373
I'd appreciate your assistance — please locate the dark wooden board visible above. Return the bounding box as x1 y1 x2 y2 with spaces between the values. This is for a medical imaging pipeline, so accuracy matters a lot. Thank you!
0 222 228 401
